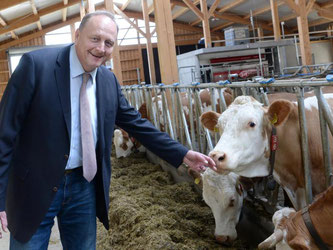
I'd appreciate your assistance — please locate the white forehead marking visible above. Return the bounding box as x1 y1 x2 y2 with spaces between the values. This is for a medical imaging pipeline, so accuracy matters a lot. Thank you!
219 96 263 127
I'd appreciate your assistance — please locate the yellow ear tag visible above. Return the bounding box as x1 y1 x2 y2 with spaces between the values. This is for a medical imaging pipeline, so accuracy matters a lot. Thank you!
214 126 219 133
271 113 278 125
194 178 201 185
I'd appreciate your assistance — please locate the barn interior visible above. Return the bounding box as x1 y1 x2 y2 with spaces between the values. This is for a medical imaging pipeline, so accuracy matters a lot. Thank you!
1 0 333 249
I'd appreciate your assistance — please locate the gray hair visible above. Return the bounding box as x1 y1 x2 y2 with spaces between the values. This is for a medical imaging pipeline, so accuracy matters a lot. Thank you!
79 10 119 32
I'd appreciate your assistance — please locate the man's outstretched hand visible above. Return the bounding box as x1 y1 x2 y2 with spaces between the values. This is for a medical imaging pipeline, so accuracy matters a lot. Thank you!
183 150 216 172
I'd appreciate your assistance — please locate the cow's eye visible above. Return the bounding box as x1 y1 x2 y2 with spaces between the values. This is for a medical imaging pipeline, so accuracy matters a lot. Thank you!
248 122 256 128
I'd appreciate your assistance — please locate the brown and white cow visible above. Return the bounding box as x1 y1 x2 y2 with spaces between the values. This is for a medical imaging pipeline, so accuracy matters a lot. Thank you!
113 95 163 158
258 184 333 250
189 168 244 245
114 128 145 158
202 169 244 245
114 88 234 158
201 94 333 209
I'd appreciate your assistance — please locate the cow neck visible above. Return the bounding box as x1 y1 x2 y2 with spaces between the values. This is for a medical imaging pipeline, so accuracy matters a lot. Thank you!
266 126 278 190
301 206 330 250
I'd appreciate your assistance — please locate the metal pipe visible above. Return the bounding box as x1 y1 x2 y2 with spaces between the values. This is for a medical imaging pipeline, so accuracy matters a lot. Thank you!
296 87 312 204
315 88 333 135
294 35 300 66
187 88 196 150
161 89 175 139
176 90 193 149
194 89 213 153
315 87 332 187
210 88 218 145
170 88 178 140
217 88 227 112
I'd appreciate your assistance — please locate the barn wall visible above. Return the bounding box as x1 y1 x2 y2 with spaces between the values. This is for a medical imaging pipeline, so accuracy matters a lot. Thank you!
284 40 333 68
119 45 145 86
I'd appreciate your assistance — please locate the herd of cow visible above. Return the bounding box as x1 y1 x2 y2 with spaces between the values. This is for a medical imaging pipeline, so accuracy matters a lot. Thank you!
114 86 333 249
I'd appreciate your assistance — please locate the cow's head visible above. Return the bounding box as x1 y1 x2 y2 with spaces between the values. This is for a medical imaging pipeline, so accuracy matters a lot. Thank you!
113 129 134 158
258 207 295 249
202 169 244 245
201 96 294 177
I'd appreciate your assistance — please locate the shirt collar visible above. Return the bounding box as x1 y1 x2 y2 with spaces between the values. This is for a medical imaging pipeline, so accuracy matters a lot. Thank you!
70 44 97 82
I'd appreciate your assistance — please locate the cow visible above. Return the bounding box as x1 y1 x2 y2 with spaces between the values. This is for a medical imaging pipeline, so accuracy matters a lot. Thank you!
114 88 234 158
113 95 163 158
189 168 244 245
114 128 145 158
258 184 333 250
200 93 333 210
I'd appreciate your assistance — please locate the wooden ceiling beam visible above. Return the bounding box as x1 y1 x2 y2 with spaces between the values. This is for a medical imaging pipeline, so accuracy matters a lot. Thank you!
282 0 300 16
190 0 243 26
121 0 131 11
30 0 42 30
290 17 331 32
319 0 333 9
62 0 68 21
113 4 147 38
172 0 200 20
87 0 95 13
182 0 204 20
0 0 28 11
0 16 19 40
217 0 245 13
317 10 333 21
0 14 81 51
306 0 316 15
208 0 221 17
30 0 38 15
147 3 154 14
243 1 283 19
171 0 188 8
10 31 18 39
212 12 273 31
0 0 81 36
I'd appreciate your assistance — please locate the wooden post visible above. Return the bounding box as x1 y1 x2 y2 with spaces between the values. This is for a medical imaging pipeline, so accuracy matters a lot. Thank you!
296 0 312 66
80 1 85 20
70 23 76 42
200 0 212 48
257 27 263 41
142 0 156 84
153 0 178 84
87 0 95 13
270 0 280 41
105 0 123 84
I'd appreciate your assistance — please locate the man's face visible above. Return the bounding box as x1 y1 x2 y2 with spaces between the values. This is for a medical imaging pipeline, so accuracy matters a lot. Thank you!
75 15 117 72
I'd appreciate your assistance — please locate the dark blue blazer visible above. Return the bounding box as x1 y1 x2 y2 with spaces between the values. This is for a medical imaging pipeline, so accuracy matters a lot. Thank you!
0 45 188 243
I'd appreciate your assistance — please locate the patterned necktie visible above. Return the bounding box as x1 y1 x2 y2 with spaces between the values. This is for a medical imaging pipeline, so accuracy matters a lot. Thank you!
80 73 97 182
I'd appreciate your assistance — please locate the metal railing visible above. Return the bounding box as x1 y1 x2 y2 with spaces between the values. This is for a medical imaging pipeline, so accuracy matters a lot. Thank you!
122 78 333 207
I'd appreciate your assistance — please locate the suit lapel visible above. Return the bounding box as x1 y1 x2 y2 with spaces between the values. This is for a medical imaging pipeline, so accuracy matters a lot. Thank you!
55 46 71 139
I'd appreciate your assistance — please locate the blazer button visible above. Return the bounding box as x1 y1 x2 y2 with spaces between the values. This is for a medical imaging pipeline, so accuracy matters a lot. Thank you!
64 154 69 160
53 187 58 192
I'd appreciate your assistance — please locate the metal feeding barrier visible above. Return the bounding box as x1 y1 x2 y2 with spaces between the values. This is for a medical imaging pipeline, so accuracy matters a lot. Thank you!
121 76 333 210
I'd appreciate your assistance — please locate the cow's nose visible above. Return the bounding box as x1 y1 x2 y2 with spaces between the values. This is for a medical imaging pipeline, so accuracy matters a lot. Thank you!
209 151 226 162
215 235 232 246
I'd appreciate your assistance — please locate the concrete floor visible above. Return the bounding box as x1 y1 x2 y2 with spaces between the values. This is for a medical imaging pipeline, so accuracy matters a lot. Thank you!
0 220 62 249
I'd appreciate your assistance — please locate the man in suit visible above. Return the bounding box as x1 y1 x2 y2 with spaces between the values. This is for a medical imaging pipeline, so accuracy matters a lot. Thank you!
0 11 215 249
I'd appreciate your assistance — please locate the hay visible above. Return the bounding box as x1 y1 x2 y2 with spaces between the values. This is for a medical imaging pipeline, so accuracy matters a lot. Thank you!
97 151 246 250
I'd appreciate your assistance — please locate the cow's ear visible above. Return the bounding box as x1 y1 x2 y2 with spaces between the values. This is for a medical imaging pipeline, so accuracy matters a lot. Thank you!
267 100 293 126
200 111 221 131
